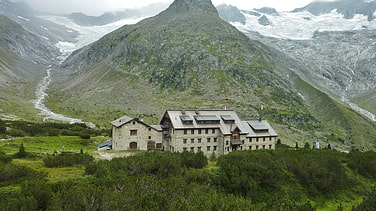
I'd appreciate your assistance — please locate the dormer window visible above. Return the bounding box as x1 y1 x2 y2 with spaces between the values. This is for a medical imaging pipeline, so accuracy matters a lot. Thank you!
180 116 193 125
194 115 220 124
221 115 235 124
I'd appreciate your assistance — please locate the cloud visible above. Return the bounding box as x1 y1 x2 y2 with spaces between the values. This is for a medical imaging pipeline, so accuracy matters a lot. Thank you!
13 0 335 15
12 0 173 15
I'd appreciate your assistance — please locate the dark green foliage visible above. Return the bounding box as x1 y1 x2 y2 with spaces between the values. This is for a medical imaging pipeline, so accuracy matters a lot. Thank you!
14 143 27 158
21 179 51 210
0 151 11 164
2 149 376 210
180 151 208 169
43 152 94 168
282 150 349 196
347 151 376 179
353 187 376 211
217 149 354 203
217 150 303 202
0 120 109 138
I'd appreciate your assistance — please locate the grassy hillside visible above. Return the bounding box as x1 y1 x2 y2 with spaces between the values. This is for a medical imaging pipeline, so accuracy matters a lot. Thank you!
351 90 376 114
0 15 57 121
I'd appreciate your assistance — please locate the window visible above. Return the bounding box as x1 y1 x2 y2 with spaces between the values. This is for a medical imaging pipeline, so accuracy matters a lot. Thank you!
213 146 217 151
256 138 259 142
207 138 210 143
191 129 194 135
205 129 209 134
183 139 187 144
133 121 136 125
198 138 202 143
269 145 272 149
183 147 187 151
212 129 215 134
149 128 152 131
130 130 137 136
184 130 187 135
249 146 252 150
156 143 162 149
191 139 194 144
263 145 266 149
198 147 202 152
148 136 152 140
191 147 194 152
249 138 252 143
207 146 211 151
214 138 217 143
198 129 201 134
226 141 229 145
256 146 259 149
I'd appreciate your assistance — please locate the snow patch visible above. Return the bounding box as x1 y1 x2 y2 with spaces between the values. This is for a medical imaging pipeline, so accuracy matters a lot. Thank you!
40 25 49 31
39 15 148 60
234 10 376 40
17 16 30 22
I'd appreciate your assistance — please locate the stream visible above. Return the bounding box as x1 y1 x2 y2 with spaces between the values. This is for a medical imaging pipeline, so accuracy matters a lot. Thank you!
33 66 95 127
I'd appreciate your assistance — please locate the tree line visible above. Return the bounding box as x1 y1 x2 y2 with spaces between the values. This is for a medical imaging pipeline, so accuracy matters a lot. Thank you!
1 148 376 210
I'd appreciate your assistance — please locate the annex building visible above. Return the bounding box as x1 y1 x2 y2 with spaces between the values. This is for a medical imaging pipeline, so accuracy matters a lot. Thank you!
110 109 278 157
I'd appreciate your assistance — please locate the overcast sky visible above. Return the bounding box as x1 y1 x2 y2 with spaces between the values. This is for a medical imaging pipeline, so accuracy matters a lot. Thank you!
13 0 334 16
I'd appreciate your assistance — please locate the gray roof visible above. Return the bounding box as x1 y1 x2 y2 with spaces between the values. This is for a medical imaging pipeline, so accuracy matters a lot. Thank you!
163 109 278 137
194 115 220 121
98 140 112 148
111 115 135 127
111 115 163 132
150 125 163 131
248 120 270 131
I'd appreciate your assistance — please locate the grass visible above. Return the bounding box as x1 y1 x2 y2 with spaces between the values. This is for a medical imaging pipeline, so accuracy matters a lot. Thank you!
12 159 88 183
0 136 107 155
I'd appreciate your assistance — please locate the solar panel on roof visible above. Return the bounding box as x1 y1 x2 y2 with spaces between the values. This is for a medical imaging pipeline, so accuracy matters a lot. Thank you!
248 120 269 131
194 115 220 121
180 116 193 121
221 115 235 121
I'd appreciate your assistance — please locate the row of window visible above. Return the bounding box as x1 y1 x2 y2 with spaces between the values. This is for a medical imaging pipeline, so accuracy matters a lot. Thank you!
225 144 274 151
249 137 274 142
183 128 217 135
183 137 218 144
183 145 218 152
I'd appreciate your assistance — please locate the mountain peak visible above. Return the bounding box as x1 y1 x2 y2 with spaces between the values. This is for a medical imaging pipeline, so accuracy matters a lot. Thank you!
166 0 217 14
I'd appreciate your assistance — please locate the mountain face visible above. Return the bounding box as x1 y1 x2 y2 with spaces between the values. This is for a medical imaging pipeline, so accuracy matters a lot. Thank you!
47 0 376 150
216 4 246 24
0 15 58 119
66 3 170 26
0 0 78 49
0 15 59 65
293 0 376 21
216 1 376 116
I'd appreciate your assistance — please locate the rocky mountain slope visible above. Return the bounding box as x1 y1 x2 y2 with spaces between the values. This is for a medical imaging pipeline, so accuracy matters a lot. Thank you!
0 0 78 49
47 0 376 150
0 15 60 120
217 0 376 116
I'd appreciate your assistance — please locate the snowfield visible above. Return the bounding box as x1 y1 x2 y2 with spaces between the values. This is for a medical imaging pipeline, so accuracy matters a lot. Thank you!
233 10 376 40
39 15 148 61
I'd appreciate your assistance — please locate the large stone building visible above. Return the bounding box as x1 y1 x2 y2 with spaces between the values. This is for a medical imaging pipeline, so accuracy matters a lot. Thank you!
110 109 278 157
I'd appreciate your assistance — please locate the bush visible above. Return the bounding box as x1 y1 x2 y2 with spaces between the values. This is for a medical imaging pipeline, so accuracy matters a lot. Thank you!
0 151 11 164
43 153 94 168
180 151 207 169
14 143 27 158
